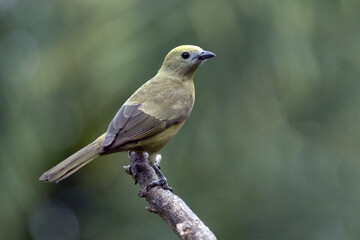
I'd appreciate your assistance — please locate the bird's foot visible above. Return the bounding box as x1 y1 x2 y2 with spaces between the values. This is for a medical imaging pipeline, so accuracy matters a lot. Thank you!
146 160 173 192
146 178 173 192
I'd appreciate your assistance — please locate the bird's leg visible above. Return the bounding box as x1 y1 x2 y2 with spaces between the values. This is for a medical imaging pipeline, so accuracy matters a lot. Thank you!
154 153 162 169
147 154 173 192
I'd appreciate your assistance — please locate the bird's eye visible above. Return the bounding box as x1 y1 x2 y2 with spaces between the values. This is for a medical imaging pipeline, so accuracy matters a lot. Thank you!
181 52 190 59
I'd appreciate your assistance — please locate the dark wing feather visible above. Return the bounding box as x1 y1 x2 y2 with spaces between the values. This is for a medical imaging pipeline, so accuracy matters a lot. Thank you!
100 103 190 153
100 104 172 152
101 82 194 153
102 104 143 147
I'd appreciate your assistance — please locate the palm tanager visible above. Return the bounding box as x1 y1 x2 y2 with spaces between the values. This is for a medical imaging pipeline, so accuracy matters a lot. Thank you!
39 45 215 187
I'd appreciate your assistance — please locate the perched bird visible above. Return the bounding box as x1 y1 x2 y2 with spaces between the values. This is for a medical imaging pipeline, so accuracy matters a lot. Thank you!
39 45 215 186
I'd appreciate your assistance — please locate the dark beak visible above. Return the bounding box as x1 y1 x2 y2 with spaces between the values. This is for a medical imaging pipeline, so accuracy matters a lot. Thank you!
197 50 216 61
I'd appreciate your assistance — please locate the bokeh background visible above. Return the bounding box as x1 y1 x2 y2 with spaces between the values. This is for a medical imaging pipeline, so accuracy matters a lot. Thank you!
1 0 360 239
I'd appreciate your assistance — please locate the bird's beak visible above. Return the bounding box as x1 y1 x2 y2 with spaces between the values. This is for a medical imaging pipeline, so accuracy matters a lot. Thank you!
197 50 216 61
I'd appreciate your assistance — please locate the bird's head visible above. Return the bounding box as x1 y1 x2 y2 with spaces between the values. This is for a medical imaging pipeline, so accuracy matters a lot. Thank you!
159 45 215 79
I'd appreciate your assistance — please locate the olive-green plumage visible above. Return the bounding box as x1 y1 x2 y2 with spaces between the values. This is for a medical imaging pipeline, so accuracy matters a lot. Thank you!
39 45 215 183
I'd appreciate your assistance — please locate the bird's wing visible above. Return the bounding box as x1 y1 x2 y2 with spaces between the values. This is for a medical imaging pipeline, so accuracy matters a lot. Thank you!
101 86 193 152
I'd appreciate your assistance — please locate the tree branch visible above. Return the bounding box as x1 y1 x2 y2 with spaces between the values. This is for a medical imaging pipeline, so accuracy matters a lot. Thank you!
125 152 217 240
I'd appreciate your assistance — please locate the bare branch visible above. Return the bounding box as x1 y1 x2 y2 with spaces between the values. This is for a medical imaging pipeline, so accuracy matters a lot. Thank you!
126 152 217 240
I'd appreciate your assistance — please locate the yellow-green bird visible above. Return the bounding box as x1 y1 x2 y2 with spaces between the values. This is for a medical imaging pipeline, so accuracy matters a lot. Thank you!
39 45 215 184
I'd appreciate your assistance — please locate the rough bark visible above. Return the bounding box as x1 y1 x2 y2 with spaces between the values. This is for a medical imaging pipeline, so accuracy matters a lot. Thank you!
125 152 217 240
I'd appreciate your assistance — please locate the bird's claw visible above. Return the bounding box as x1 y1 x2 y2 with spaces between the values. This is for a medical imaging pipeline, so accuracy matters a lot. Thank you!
146 179 173 192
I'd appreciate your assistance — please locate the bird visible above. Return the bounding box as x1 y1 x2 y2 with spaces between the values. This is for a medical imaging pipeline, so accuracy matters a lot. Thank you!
39 45 215 187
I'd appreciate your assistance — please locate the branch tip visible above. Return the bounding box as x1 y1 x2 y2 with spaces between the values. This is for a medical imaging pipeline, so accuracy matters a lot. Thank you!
127 151 217 240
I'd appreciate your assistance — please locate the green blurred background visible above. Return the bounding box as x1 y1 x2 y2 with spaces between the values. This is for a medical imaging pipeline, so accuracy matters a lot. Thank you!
1 0 360 239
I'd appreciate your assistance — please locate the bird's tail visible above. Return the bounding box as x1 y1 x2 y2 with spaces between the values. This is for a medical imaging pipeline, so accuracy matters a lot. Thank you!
39 134 105 183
